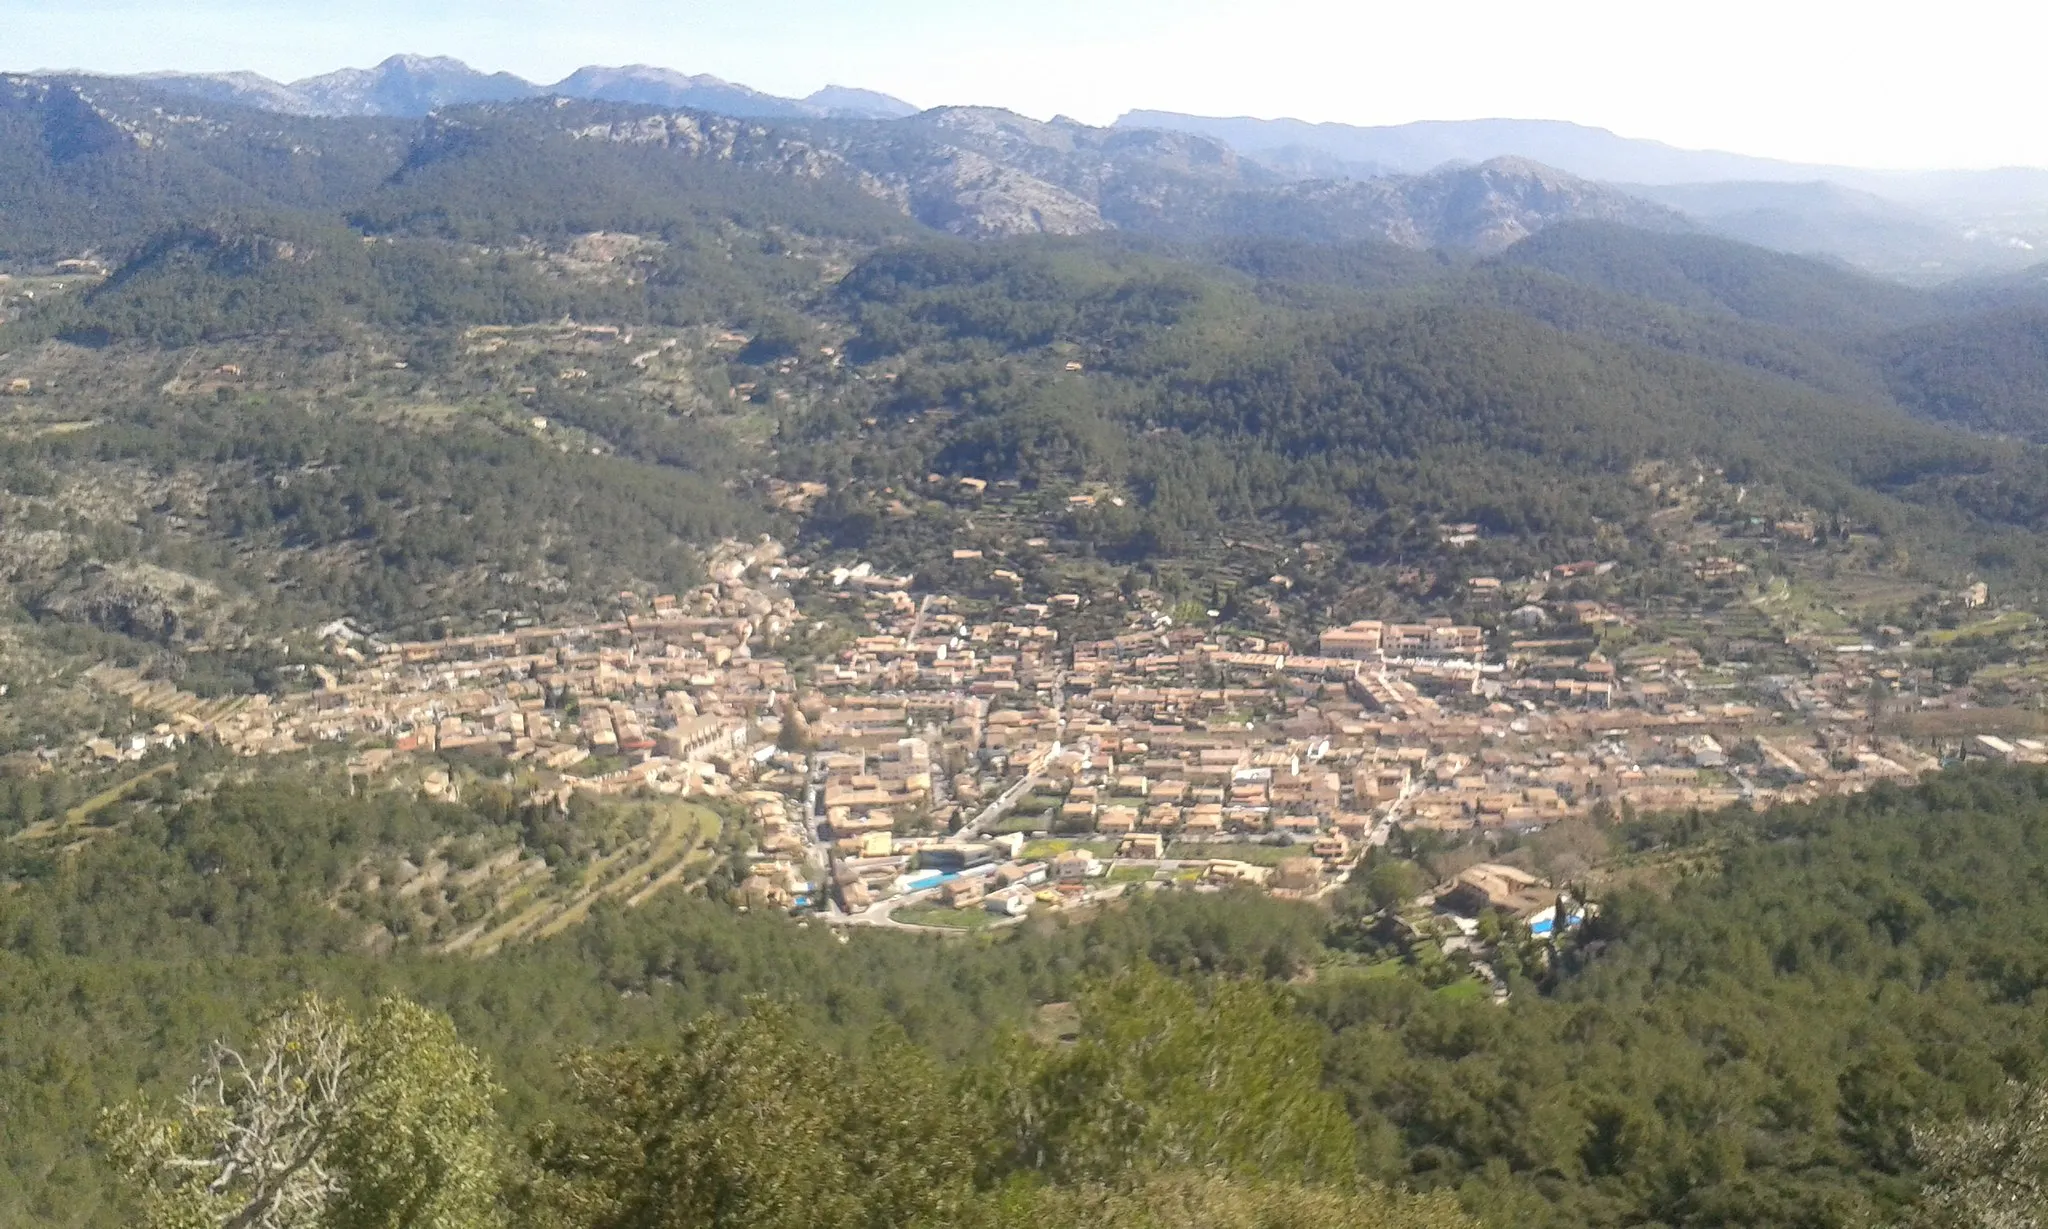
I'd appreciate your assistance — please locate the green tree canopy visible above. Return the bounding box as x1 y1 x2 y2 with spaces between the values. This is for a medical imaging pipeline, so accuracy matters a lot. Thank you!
527 1002 977 1229
992 965 1358 1187
98 994 503 1229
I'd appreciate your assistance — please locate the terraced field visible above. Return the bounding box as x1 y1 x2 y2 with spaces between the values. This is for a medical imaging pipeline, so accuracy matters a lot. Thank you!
440 800 723 956
84 664 255 727
7 760 176 844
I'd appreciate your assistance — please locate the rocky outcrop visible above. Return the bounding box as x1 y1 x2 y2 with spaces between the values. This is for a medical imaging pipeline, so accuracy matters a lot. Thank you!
902 150 1106 237
29 562 236 646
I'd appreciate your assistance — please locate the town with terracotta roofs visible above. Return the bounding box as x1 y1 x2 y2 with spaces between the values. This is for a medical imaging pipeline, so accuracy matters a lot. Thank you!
57 520 2042 938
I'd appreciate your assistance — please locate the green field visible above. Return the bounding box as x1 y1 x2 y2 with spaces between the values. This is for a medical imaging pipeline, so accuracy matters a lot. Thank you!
1924 611 2036 645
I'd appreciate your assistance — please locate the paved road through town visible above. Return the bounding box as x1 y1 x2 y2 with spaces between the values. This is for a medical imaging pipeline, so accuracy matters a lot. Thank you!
1318 755 1435 899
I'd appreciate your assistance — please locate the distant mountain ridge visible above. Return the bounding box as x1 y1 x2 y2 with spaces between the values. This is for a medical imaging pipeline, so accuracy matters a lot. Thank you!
790 106 1684 248
1115 112 1831 184
45 56 2048 280
1116 110 2048 281
0 75 1686 256
125 54 919 121
294 55 535 117
18 59 2048 280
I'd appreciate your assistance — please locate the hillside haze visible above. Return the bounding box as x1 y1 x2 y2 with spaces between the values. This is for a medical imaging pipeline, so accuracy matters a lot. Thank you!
1115 112 1830 182
1119 110 2048 281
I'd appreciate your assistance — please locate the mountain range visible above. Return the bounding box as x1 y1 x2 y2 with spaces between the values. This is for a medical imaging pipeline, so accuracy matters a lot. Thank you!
1112 109 2048 207
134 53 919 121
0 74 1682 258
40 54 2048 282
16 54 2048 281
1116 111 2048 281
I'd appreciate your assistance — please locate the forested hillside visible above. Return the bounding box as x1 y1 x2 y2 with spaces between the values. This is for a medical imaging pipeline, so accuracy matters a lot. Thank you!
812 236 2048 584
0 76 410 260
1489 221 1943 333
16 759 2048 1226
1880 306 2048 437
2 80 2048 724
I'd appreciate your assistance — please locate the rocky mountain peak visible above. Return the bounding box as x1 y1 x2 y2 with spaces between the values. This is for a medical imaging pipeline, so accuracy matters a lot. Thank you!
289 55 537 117
804 85 919 120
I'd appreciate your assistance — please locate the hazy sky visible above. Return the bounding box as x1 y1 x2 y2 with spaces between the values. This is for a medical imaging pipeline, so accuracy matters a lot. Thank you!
9 0 2044 170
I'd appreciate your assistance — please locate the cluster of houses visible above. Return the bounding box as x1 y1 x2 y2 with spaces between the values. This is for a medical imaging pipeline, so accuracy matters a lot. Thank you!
82 543 799 804
68 533 2019 929
817 827 1338 918
794 585 1948 872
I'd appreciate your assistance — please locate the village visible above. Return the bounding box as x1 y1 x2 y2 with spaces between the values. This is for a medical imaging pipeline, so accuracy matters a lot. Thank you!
64 532 2040 936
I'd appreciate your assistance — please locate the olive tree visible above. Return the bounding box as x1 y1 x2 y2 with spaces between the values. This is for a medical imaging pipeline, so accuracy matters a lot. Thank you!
1913 1080 2048 1229
99 994 503 1229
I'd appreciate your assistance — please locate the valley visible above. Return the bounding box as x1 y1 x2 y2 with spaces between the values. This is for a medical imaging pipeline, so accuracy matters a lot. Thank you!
9 57 2048 1229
